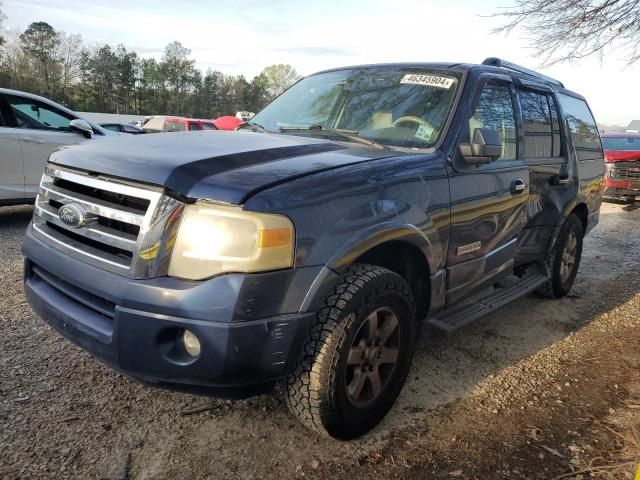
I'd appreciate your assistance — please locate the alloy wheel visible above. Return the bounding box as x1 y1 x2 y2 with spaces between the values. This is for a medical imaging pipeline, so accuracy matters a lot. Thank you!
345 307 401 407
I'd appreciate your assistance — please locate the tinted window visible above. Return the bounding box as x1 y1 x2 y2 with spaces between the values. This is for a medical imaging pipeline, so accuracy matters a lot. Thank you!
469 82 517 161
202 123 217 130
558 94 602 161
519 90 553 158
6 95 74 131
189 123 199 131
102 124 121 132
602 137 640 151
165 121 186 132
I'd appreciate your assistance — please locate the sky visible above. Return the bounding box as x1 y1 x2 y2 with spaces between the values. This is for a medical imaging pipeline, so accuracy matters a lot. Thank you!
2 0 639 125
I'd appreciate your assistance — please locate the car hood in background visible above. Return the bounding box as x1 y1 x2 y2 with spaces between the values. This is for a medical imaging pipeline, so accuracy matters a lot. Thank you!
604 149 640 163
48 130 401 204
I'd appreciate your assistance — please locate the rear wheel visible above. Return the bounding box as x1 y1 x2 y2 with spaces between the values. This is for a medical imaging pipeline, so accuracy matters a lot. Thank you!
536 213 584 299
285 264 416 439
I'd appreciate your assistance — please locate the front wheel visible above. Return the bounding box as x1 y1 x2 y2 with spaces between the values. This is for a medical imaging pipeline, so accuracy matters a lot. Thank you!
285 264 417 439
536 213 584 298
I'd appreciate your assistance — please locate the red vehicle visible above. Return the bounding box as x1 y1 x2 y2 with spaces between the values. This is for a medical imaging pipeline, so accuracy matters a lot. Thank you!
213 115 243 131
601 131 640 203
143 116 218 133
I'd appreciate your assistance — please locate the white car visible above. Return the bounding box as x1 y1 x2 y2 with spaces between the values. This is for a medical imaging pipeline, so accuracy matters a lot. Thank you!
0 88 114 206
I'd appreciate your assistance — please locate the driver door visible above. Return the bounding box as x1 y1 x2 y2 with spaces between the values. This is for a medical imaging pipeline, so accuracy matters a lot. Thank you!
5 94 87 198
445 75 530 304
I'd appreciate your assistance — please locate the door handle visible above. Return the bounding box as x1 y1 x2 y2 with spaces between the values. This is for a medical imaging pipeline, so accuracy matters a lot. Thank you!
22 136 46 144
510 178 526 194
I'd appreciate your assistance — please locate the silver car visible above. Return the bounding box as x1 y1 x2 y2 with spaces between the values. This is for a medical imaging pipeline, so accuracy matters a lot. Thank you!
0 88 113 206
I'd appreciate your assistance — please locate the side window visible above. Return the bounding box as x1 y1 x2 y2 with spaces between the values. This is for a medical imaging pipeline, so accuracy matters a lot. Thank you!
557 94 602 161
469 82 517 161
519 89 553 158
6 95 73 131
165 121 186 132
189 123 199 131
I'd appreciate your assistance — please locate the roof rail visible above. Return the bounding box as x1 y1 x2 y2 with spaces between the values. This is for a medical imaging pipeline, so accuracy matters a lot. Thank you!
482 57 564 88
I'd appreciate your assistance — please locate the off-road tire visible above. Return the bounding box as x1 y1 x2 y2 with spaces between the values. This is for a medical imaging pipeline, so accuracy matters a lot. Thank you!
536 213 584 299
285 263 416 440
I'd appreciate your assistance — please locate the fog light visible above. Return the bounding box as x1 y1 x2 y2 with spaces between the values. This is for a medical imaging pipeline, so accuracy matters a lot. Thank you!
182 330 201 357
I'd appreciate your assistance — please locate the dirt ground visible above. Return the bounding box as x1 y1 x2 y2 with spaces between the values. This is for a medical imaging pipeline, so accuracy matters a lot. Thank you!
1 202 639 480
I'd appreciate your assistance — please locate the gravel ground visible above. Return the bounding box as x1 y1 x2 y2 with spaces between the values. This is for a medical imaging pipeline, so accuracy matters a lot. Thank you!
1 202 639 479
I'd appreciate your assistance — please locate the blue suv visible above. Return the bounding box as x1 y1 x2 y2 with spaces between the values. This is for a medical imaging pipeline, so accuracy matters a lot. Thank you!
23 58 604 439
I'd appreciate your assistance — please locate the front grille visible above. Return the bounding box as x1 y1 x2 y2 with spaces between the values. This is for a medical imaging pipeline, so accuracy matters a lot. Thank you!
32 166 185 278
611 161 640 180
53 177 150 213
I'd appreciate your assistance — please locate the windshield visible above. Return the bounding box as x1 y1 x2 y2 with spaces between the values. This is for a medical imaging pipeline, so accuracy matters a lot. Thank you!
602 136 640 151
252 67 461 149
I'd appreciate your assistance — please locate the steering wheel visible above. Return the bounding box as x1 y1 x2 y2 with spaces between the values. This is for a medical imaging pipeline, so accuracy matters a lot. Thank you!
392 116 434 130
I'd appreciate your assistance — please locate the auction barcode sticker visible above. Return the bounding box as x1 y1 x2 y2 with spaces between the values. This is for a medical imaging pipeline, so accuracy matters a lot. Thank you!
400 74 455 89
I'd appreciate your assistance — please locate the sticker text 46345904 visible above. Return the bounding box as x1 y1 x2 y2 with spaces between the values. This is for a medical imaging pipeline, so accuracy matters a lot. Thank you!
400 74 455 89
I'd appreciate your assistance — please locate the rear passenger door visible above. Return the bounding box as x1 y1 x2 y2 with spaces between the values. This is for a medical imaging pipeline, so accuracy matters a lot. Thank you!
556 93 604 232
0 94 26 201
513 81 574 265
446 75 530 304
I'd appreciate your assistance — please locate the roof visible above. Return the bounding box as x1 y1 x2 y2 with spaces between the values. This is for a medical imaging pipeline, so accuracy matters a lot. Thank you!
601 131 640 138
309 59 580 97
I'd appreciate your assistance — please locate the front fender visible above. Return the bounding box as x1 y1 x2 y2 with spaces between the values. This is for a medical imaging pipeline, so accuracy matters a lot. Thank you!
298 221 448 315
326 222 436 274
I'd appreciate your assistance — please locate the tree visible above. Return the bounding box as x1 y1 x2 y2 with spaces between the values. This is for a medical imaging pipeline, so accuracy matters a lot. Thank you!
20 21 60 95
246 72 271 112
56 32 84 105
495 0 640 65
0 18 299 117
261 64 300 99
85 45 119 112
0 28 32 90
0 2 6 46
161 41 197 114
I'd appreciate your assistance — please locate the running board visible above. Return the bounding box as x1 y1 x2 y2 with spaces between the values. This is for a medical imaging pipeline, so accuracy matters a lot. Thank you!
428 268 548 332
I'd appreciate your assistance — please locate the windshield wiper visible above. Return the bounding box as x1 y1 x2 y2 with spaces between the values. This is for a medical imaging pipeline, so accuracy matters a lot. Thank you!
237 121 266 132
279 124 389 150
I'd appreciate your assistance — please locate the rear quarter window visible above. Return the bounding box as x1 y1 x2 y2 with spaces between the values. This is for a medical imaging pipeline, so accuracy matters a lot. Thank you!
557 94 602 161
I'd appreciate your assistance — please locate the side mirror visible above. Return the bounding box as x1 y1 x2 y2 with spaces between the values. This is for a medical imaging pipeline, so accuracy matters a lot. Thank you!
70 119 94 139
459 128 502 165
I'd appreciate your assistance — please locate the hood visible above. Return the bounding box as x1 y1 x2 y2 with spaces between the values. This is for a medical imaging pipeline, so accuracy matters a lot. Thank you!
49 130 400 204
604 149 640 163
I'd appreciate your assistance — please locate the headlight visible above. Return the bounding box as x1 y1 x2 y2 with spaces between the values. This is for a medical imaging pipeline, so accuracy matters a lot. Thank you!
168 203 294 280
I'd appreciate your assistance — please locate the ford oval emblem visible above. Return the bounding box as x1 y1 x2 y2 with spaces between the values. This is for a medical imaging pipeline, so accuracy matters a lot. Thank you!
58 203 86 228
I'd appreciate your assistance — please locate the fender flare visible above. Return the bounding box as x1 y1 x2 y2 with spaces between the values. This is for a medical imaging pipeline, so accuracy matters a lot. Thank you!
299 223 443 314
325 222 437 274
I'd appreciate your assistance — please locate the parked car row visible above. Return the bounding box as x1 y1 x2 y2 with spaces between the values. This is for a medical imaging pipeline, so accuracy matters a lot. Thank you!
100 123 145 134
142 116 218 133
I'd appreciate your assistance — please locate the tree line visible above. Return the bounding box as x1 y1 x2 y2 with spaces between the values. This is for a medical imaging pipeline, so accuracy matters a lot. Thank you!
0 13 299 118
